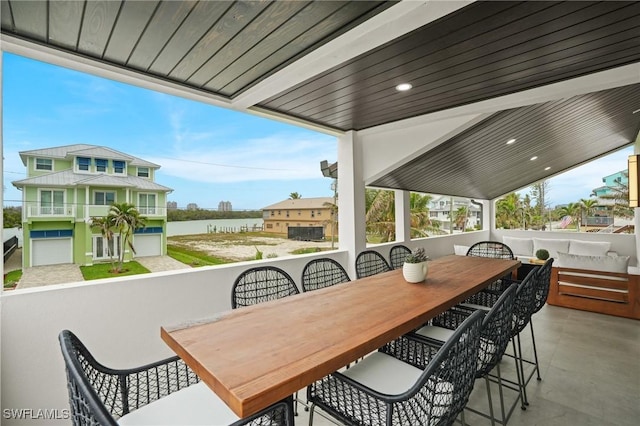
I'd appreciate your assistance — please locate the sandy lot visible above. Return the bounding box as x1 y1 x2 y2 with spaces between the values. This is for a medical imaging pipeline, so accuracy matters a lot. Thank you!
170 235 335 261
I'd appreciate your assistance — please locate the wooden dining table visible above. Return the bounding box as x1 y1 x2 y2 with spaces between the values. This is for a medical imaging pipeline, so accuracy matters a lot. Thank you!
161 254 520 418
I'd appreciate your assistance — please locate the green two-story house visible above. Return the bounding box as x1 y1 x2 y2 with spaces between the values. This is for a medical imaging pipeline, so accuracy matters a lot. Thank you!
12 144 172 267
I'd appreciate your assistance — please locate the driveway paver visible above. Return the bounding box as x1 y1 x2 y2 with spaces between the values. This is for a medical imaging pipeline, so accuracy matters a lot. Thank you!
17 264 85 289
134 256 190 272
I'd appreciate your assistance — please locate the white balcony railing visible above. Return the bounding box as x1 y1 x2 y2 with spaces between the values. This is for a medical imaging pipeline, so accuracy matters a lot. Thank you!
85 205 168 218
25 203 76 218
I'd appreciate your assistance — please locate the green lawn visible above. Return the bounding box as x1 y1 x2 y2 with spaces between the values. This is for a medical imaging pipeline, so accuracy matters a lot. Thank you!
80 261 150 280
4 270 22 289
167 245 233 267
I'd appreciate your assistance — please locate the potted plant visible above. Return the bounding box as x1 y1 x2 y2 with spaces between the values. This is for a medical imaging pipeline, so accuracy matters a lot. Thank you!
535 249 550 261
402 247 430 283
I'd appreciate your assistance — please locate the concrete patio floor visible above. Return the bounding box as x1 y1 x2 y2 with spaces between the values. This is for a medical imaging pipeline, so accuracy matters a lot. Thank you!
296 305 639 426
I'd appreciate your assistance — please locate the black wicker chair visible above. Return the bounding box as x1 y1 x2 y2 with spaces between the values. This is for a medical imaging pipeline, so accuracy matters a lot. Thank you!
355 250 391 279
527 258 554 382
466 241 515 293
411 283 518 425
59 330 293 426
301 258 350 292
462 267 540 415
389 245 412 270
307 310 484 426
231 266 300 309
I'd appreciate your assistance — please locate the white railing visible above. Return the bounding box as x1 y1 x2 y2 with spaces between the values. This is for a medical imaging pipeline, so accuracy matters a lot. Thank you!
85 205 168 218
25 203 76 219
138 206 166 216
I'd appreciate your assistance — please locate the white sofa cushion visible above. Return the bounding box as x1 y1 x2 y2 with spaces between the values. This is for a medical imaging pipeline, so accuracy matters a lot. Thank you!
118 382 239 425
556 252 630 273
532 238 570 259
502 237 533 257
568 240 611 257
454 244 470 256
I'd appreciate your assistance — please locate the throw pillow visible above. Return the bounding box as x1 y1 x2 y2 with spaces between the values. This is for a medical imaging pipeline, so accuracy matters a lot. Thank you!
556 252 629 273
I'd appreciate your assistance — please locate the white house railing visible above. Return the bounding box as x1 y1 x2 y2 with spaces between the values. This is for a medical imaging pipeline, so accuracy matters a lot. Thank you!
24 203 76 219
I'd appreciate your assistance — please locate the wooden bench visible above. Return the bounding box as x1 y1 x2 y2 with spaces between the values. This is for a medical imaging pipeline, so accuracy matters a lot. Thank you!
547 267 640 320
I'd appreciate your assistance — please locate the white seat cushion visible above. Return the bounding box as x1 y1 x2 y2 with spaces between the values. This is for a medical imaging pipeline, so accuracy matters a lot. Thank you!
460 303 491 311
454 244 470 256
341 352 422 395
502 237 533 258
415 325 454 342
556 252 630 273
568 240 611 256
118 382 239 425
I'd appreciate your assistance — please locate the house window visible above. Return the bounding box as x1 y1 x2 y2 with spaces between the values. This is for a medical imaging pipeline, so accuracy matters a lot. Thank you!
40 189 64 215
94 235 121 260
318 210 322 216
311 211 315 218
278 210 281 215
113 160 125 174
286 211 290 217
77 157 91 171
137 167 149 178
94 191 115 205
298 210 301 215
138 193 156 215
270 211 275 216
266 224 273 229
35 158 52 171
96 158 108 172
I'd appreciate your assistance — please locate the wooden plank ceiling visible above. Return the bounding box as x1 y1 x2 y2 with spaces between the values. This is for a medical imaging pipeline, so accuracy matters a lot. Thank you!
371 83 640 200
260 0 640 131
0 0 394 98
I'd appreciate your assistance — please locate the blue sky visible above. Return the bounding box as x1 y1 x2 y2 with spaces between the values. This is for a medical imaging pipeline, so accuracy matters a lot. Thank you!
2 53 632 210
2 53 337 210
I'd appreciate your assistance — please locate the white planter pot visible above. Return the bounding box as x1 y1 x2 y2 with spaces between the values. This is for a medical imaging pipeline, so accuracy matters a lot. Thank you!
402 261 428 283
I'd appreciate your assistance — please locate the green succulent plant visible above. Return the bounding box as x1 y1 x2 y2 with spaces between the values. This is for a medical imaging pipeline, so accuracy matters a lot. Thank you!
535 249 550 260
405 247 429 263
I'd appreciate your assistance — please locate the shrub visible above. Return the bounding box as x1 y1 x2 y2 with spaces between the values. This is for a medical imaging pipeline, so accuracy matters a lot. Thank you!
535 249 550 260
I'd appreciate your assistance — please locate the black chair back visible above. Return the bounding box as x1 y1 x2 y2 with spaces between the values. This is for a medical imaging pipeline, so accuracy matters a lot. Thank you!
389 245 412 270
355 250 391 278
532 258 554 314
232 266 299 308
301 258 350 292
467 241 514 259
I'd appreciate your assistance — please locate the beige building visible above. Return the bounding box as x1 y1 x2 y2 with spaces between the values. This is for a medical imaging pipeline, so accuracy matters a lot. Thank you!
262 197 336 239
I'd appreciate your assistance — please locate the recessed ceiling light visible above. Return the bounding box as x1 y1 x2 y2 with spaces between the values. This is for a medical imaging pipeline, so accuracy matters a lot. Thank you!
506 139 516 145
545 166 551 171
530 156 538 161
396 83 412 91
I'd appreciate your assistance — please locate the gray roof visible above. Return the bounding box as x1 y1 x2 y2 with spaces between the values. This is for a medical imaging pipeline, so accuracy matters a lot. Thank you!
18 144 160 168
12 169 172 192
263 197 334 210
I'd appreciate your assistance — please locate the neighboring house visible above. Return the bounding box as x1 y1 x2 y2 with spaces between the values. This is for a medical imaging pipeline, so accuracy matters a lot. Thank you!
12 144 172 267
587 169 628 228
262 197 335 239
428 196 481 231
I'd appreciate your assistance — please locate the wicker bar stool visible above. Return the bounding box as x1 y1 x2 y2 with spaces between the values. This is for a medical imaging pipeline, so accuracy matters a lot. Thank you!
59 330 293 426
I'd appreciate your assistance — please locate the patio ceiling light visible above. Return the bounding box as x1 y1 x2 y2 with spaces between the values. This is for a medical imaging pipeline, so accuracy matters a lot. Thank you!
530 156 538 161
506 139 516 145
545 166 551 171
395 83 412 91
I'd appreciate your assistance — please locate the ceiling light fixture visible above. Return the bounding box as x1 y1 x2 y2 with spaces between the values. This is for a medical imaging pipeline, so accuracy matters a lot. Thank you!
530 156 538 161
506 139 516 145
545 166 551 171
396 83 412 91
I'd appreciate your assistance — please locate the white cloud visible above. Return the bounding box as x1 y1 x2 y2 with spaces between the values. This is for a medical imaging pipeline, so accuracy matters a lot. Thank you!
146 133 336 183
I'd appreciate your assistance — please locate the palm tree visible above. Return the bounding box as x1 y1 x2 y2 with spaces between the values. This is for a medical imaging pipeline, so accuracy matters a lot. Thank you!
580 198 599 227
89 216 116 271
108 202 146 272
558 202 581 231
289 192 301 199
452 206 469 231
495 192 521 229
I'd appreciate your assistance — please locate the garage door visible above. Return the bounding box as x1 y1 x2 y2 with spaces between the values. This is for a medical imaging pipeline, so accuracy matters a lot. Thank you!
134 234 162 257
32 238 73 266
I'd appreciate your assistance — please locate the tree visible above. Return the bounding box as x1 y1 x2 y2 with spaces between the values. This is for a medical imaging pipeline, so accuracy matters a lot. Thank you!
452 206 469 230
365 190 440 242
89 215 117 271
598 175 633 220
108 202 146 272
530 180 551 229
495 192 522 229
580 198 599 226
3 207 22 229
289 192 301 199
558 202 581 231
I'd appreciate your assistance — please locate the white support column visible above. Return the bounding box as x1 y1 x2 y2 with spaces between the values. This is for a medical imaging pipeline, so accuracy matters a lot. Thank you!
395 190 411 243
488 198 497 238
338 131 366 278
